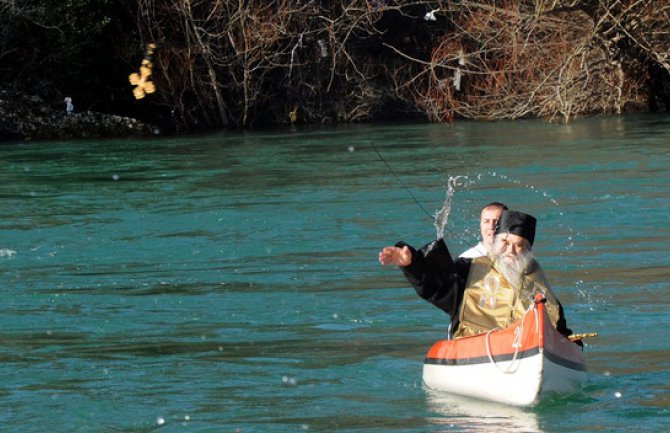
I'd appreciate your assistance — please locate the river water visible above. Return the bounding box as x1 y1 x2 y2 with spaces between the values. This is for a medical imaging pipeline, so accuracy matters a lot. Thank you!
1 114 669 432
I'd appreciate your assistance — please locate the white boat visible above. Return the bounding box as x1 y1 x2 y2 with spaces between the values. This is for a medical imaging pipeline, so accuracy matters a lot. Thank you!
422 293 586 406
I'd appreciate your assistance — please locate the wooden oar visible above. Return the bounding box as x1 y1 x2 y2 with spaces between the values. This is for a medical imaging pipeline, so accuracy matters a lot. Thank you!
568 332 598 342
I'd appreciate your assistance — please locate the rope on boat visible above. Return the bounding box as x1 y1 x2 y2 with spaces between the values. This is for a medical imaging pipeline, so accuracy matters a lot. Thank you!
484 301 535 374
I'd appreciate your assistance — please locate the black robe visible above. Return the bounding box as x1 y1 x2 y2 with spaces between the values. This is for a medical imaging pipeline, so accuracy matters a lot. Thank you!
395 238 575 340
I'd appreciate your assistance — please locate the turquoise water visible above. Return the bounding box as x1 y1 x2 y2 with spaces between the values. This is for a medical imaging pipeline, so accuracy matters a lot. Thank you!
1 115 669 432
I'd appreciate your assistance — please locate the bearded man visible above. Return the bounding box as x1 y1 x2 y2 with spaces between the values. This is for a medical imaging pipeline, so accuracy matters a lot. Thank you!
378 210 574 339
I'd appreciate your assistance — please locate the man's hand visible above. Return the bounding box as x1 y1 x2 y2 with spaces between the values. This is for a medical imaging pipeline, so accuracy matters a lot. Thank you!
378 246 412 267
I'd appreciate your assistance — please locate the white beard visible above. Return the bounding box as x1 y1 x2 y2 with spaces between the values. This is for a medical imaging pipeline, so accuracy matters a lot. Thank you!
493 245 533 291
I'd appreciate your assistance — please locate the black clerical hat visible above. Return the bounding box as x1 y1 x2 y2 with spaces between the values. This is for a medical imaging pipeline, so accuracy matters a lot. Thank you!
495 210 537 245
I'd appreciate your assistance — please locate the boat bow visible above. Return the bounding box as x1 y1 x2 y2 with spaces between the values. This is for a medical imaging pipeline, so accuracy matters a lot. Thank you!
422 293 586 406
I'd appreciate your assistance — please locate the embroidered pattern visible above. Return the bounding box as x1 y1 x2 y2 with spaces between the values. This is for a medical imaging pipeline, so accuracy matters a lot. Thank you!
480 274 500 309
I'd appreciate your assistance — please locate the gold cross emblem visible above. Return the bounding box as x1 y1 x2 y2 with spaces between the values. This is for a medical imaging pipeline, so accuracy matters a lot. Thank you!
129 43 157 100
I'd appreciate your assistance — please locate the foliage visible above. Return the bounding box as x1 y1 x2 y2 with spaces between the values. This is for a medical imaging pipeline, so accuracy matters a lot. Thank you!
129 0 439 129
1 0 669 130
391 0 670 122
128 0 670 129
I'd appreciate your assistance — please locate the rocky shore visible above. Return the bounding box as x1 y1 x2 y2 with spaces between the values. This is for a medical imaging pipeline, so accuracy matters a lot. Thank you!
0 90 155 142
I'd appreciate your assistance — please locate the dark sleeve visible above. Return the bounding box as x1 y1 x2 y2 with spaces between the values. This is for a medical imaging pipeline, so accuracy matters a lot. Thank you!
556 302 583 348
555 303 571 337
396 238 470 315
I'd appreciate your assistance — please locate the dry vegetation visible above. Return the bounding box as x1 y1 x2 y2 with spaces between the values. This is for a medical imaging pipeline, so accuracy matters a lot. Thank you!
391 0 670 122
128 0 670 129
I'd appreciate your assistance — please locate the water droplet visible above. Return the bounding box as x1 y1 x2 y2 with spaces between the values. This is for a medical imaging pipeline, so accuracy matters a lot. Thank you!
614 391 622 398
348 145 355 152
112 174 120 181
282 375 297 385
156 417 165 426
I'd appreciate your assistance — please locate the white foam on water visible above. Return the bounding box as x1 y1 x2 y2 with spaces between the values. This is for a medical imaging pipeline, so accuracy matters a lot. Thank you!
0 248 16 257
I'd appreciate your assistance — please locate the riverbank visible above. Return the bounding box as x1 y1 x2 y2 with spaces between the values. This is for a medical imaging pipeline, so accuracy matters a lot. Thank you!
0 90 155 142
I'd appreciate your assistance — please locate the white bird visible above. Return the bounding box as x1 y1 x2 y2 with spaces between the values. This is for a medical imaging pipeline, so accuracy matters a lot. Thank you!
424 9 438 21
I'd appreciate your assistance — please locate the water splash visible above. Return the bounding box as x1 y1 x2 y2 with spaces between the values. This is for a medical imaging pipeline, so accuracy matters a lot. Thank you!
481 170 576 252
0 248 16 257
445 170 578 255
466 171 599 311
434 176 469 239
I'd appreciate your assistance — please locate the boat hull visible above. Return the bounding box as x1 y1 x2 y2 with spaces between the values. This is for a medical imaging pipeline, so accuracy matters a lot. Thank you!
422 297 586 406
